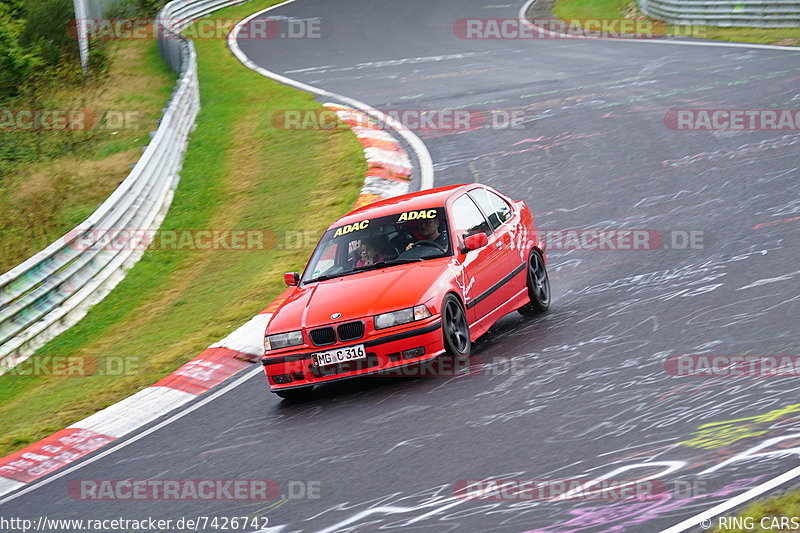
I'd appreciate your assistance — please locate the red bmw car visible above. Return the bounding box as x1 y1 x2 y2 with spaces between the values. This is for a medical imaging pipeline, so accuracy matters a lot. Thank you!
262 183 550 399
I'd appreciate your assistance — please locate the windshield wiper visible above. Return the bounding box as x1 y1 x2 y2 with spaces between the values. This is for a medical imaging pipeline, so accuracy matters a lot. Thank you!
304 273 344 283
307 258 428 282
353 258 424 272
383 257 425 265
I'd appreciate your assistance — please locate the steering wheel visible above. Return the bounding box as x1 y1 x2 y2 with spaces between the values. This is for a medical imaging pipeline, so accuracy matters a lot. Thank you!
410 240 446 253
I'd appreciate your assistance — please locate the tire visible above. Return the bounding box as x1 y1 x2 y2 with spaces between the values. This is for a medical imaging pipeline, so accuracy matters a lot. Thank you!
442 294 471 359
518 249 551 316
274 387 314 401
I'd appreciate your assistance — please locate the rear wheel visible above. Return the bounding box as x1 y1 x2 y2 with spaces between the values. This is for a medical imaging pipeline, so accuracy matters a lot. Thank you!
274 386 314 401
442 294 471 359
518 249 550 316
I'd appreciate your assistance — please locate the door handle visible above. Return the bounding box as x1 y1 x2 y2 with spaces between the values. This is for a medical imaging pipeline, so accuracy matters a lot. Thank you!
495 241 503 249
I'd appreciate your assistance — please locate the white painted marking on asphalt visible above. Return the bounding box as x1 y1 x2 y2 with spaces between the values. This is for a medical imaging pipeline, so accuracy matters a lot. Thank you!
314 481 498 533
737 269 800 290
285 51 497 74
660 465 800 532
70 386 196 439
0 478 24 497
515 3 800 524
0 0 432 509
0 366 263 505
553 460 685 501
228 2 435 191
210 313 272 355
517 0 799 526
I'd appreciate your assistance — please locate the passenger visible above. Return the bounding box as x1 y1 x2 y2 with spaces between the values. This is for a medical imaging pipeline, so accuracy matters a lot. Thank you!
356 237 388 267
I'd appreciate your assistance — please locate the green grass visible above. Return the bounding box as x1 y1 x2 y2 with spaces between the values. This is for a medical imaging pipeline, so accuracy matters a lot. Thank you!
0 0 365 456
712 490 800 532
0 39 176 272
552 0 800 45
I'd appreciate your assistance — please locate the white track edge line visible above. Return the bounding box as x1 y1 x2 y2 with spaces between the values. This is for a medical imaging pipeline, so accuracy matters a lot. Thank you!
227 0 435 191
659 465 800 532
0 366 263 505
0 0 434 503
517 0 800 527
519 0 800 51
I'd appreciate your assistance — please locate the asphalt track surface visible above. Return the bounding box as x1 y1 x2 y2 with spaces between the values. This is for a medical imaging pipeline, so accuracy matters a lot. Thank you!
4 1 800 532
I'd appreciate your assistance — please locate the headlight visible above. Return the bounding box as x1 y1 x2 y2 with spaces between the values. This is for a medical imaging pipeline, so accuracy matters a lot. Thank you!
264 330 304 351
374 305 431 330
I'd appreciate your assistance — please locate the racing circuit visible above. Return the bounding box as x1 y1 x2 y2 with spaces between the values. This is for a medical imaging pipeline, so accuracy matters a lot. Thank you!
2 0 800 531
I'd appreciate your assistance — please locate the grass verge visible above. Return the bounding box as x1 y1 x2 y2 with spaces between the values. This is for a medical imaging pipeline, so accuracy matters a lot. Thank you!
0 39 175 272
0 0 365 456
712 489 800 532
552 0 800 46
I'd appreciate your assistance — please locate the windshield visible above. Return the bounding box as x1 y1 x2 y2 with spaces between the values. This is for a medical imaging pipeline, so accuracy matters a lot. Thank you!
302 208 451 283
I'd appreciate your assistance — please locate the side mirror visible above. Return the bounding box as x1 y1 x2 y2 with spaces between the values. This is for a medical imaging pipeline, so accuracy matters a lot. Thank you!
462 232 488 252
284 272 300 286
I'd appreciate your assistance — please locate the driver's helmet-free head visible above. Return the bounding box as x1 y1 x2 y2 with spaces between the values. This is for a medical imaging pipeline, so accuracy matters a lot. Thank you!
408 215 444 239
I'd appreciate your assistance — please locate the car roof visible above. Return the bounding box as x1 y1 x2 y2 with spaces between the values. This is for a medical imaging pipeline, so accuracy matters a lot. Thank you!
328 183 475 229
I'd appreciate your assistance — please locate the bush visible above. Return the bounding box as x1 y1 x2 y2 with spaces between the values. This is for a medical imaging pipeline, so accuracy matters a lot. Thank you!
0 4 39 99
18 0 78 66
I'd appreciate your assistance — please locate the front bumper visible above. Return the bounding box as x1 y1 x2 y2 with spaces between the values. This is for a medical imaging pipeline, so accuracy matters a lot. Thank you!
262 318 444 390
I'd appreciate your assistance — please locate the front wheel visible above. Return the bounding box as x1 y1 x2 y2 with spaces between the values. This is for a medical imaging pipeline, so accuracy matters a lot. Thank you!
274 386 314 401
518 249 550 316
442 294 471 359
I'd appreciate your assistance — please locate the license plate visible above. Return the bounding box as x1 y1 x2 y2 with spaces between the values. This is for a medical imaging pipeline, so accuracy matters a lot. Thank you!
312 345 367 367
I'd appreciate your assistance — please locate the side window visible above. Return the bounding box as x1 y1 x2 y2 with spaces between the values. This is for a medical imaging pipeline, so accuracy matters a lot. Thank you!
469 188 513 230
450 195 491 243
468 188 502 230
487 190 513 224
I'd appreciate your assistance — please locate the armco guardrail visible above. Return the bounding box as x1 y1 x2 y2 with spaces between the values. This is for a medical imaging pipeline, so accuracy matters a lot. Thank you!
0 0 250 369
638 0 800 27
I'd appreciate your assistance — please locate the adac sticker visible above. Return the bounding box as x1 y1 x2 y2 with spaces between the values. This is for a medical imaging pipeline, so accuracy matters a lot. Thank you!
333 220 370 238
397 209 438 222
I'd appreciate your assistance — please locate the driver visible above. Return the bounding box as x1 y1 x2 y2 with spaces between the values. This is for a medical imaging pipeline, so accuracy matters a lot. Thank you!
405 217 449 252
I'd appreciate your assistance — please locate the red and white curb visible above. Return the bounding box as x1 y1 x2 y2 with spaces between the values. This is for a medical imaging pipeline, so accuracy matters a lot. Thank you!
324 103 412 208
0 92 417 501
0 318 267 493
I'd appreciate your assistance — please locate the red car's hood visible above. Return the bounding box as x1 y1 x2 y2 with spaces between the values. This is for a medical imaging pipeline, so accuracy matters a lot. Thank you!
267 259 452 332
